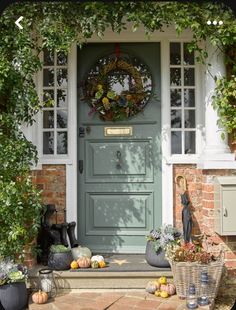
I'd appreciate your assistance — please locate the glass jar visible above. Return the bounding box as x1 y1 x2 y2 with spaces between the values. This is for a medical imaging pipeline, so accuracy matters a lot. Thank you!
38 268 57 298
186 283 198 309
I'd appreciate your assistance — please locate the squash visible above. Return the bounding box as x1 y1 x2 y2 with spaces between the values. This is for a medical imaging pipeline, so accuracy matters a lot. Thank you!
98 260 106 268
145 281 157 294
70 260 79 269
158 276 167 284
91 255 104 263
154 290 161 297
160 283 176 296
160 291 169 298
153 280 161 290
77 256 91 268
91 260 99 269
32 290 48 304
71 246 92 260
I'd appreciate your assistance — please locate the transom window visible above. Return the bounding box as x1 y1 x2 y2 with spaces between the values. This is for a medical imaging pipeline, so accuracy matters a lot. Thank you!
170 42 196 154
42 49 68 155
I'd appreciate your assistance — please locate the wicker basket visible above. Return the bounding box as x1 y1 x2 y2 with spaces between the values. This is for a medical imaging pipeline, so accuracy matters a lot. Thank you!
170 260 224 299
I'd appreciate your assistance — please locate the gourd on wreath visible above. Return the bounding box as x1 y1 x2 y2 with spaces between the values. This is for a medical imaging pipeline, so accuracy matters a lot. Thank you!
77 256 91 268
32 290 48 304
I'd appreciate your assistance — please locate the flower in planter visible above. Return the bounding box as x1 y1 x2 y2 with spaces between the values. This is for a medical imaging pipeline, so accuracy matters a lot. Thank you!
146 224 181 252
0 259 28 286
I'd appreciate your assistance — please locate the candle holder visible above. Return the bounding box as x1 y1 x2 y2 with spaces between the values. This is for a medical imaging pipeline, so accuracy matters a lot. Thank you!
186 283 198 309
38 268 57 298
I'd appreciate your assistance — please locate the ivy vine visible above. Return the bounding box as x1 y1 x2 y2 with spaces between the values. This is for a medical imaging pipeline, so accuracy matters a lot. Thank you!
0 2 235 260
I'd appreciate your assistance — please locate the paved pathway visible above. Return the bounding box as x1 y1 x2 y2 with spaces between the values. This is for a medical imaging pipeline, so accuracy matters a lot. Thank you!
29 291 214 310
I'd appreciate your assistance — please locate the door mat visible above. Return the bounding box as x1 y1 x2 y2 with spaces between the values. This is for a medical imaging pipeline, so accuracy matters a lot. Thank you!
70 254 170 272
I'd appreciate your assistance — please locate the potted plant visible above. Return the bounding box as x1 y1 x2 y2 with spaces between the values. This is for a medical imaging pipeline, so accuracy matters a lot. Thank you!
145 224 181 268
48 245 73 270
0 259 28 310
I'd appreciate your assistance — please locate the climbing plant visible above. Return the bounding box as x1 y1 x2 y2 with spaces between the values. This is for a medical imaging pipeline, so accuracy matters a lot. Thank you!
0 1 235 259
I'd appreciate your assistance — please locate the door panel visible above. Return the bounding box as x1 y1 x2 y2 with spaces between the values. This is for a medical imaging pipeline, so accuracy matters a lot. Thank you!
77 43 161 253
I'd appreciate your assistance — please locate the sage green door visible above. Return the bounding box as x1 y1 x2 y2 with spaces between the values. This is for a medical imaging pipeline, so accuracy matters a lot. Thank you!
77 43 161 253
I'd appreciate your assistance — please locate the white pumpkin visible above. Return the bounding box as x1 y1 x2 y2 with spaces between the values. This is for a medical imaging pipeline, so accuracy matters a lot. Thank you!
91 255 104 263
71 246 92 260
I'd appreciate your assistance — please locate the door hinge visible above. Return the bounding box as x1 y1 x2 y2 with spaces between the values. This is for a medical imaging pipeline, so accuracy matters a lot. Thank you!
78 160 83 174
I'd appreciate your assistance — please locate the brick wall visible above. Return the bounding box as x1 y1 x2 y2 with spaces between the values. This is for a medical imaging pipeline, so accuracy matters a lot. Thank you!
173 165 236 280
32 164 66 224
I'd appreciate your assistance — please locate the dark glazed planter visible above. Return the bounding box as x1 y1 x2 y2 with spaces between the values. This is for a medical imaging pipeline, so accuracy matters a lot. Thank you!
145 240 170 268
48 251 73 270
0 282 27 310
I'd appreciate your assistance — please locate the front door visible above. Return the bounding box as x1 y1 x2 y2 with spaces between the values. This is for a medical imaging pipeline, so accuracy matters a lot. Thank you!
77 43 161 253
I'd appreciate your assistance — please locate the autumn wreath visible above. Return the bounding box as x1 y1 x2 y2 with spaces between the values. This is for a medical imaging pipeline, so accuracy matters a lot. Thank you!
84 58 152 121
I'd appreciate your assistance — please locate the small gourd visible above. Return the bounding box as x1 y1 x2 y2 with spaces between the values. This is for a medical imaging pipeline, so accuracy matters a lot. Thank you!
91 260 99 269
145 281 157 294
77 256 91 268
154 290 161 297
160 290 169 298
91 255 104 263
153 280 161 290
70 260 79 269
98 260 106 268
160 283 176 296
32 290 48 304
158 276 167 284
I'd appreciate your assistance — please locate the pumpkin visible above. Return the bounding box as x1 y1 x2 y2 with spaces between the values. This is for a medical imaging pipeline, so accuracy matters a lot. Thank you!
160 291 169 298
154 290 161 297
32 290 48 304
71 246 92 260
158 276 167 284
98 260 106 268
146 281 157 294
160 283 176 296
77 256 91 268
91 260 99 269
153 280 161 290
70 260 79 269
91 255 104 263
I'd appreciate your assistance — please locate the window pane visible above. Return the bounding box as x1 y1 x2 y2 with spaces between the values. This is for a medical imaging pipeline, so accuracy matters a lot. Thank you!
185 131 196 154
57 132 67 154
43 49 54 66
57 89 67 107
184 89 195 107
43 111 54 128
170 43 181 65
185 110 195 128
57 69 68 87
43 69 54 87
171 131 182 154
184 43 194 65
170 68 181 86
43 90 54 107
57 110 68 128
57 52 68 65
43 132 54 154
184 68 195 86
171 89 181 107
171 110 182 128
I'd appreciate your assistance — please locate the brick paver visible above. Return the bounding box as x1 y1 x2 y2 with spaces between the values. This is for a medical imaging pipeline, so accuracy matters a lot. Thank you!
28 291 214 310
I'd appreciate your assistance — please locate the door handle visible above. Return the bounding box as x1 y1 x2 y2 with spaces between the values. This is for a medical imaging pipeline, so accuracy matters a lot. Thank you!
78 160 83 174
223 207 228 217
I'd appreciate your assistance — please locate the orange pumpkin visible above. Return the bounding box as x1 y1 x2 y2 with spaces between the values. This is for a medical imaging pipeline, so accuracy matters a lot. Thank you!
98 260 106 268
32 290 48 304
77 256 91 268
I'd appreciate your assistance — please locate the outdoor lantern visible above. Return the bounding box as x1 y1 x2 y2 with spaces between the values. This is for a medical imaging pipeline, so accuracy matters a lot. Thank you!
38 268 57 298
186 283 198 309
198 271 210 306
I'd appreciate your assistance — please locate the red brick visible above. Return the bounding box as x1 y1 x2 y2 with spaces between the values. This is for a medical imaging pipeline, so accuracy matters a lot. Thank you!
225 252 236 260
225 260 236 268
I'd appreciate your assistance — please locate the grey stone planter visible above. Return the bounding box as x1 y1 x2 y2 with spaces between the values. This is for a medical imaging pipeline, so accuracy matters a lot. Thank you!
145 240 170 268
0 282 27 310
48 251 73 270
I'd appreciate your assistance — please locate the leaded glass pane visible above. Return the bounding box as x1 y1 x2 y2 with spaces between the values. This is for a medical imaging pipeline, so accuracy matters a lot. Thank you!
57 89 67 107
185 131 196 154
57 110 68 128
184 43 194 65
170 68 181 86
184 110 195 128
171 110 182 128
171 131 182 154
184 89 195 107
43 132 54 154
57 69 68 87
171 89 181 107
43 69 54 87
43 111 54 128
57 132 67 154
184 68 195 86
170 43 181 65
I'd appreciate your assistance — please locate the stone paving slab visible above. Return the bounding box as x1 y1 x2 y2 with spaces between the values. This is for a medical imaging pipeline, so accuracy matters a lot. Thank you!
28 291 214 310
